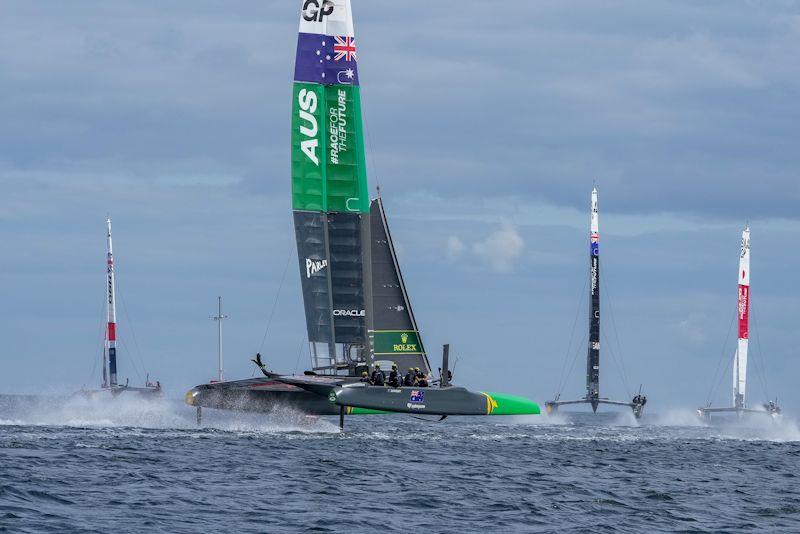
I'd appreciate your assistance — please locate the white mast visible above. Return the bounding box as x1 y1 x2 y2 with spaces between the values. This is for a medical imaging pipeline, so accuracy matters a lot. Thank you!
733 226 750 409
106 218 118 387
210 296 228 382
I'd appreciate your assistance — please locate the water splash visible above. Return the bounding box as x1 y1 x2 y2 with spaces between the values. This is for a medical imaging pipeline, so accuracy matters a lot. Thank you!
711 415 800 443
648 409 706 427
0 394 338 434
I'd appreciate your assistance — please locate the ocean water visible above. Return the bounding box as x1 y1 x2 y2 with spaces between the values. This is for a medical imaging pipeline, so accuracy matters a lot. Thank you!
1 395 799 533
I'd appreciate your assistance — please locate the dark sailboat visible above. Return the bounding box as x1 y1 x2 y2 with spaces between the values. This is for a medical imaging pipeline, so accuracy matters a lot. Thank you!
185 0 539 424
545 188 645 418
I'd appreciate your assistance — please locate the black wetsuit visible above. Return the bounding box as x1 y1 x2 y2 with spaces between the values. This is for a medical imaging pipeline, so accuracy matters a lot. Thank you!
418 376 429 387
387 370 400 388
360 376 371 384
404 371 416 386
371 370 385 386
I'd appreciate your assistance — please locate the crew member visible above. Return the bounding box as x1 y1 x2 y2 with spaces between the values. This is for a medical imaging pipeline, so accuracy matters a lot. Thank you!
417 373 429 387
370 364 385 386
415 367 424 382
360 371 371 384
387 364 401 387
404 367 416 386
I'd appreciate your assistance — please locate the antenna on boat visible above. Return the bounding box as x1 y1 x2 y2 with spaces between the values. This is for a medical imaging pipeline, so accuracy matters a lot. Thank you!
210 296 228 382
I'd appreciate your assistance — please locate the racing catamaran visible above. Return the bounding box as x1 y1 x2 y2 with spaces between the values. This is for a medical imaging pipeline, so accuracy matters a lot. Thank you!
697 226 781 419
82 218 161 398
185 0 539 425
545 188 646 418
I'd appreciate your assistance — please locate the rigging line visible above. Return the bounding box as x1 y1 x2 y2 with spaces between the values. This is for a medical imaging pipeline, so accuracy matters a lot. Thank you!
359 87 382 194
117 338 144 382
88 294 106 385
705 310 736 406
600 275 632 394
602 329 631 399
555 273 589 396
750 306 771 400
117 322 146 381
88 316 105 387
115 275 151 378
293 336 307 375
256 244 294 353
708 350 735 408
561 331 589 397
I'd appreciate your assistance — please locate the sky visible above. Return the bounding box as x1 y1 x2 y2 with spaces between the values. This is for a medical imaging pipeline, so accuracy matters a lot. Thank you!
1 1 799 413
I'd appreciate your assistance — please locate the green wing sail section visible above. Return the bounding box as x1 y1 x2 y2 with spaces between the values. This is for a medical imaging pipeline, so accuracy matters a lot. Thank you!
291 83 369 214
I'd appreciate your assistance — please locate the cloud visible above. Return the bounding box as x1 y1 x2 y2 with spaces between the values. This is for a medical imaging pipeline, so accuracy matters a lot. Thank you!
471 223 524 273
445 236 465 258
3 1 800 220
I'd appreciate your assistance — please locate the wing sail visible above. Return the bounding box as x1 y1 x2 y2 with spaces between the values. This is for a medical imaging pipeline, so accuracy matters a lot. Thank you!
291 0 369 373
369 198 431 373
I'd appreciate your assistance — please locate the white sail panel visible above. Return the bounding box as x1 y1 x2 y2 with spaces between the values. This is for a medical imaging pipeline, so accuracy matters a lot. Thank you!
733 226 750 407
739 227 750 286
298 0 354 37
734 339 748 405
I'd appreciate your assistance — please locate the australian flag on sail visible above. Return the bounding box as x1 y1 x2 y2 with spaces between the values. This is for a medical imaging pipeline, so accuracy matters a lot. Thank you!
590 233 599 256
295 32 359 86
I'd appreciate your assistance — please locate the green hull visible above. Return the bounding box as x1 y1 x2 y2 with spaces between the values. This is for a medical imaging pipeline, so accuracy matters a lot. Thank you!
348 393 541 416
332 385 540 416
482 392 542 415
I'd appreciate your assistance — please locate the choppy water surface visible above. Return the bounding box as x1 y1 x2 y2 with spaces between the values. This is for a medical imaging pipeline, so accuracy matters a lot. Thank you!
2 395 800 533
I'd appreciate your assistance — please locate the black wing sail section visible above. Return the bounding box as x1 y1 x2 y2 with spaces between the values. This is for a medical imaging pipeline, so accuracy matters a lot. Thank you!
294 212 335 367
294 211 368 374
369 197 431 373
586 188 600 410
328 211 367 346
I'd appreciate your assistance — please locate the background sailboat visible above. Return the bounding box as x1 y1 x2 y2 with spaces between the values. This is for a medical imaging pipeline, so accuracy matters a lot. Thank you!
545 188 646 418
698 226 781 419
82 218 161 398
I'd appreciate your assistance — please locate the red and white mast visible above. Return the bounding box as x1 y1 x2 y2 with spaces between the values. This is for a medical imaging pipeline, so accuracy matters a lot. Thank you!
733 226 750 409
106 217 119 388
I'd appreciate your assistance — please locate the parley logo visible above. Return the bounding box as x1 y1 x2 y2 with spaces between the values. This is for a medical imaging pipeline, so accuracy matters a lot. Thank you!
302 0 334 22
297 89 319 165
306 258 328 278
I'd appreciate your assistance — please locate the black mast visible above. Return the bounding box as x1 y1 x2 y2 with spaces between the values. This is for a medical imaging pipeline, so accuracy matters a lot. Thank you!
586 188 600 411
